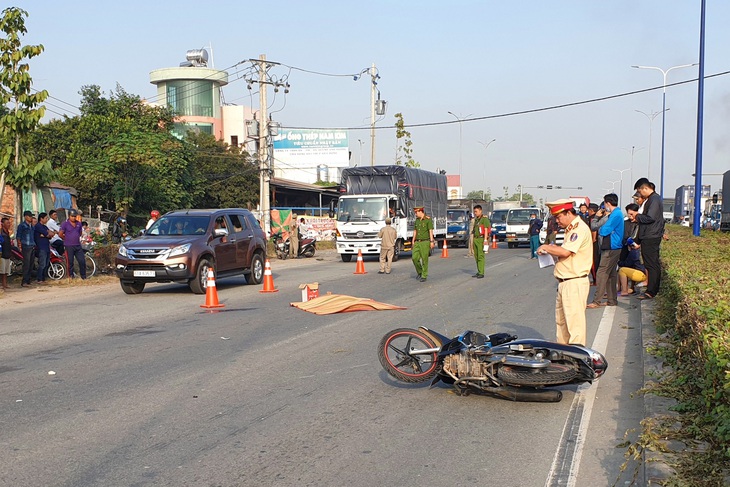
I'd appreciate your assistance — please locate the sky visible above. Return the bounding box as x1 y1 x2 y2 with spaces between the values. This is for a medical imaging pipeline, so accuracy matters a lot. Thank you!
8 1 730 207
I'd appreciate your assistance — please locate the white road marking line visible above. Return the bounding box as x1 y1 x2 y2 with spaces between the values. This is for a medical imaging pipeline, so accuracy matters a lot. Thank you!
544 305 615 487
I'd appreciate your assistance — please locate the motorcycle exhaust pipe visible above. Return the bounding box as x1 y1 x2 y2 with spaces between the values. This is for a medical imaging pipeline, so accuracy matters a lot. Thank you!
489 386 563 403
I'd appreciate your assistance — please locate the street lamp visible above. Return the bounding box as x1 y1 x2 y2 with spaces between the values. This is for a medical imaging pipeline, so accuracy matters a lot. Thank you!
634 110 662 181
357 139 364 166
605 180 620 193
610 168 630 206
632 63 698 198
477 138 496 201
621 145 644 200
448 111 472 198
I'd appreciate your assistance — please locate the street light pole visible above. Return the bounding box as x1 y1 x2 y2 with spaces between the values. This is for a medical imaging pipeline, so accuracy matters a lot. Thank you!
610 168 631 207
477 138 496 201
632 63 698 199
448 111 472 198
634 110 661 181
357 139 364 166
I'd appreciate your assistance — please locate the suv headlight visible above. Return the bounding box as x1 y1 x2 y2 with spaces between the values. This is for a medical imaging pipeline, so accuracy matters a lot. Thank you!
169 243 191 257
118 245 128 257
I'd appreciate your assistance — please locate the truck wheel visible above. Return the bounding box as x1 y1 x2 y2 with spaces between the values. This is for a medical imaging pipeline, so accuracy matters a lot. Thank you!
341 254 353 263
120 281 145 295
508 243 515 249
392 240 402 262
190 258 214 294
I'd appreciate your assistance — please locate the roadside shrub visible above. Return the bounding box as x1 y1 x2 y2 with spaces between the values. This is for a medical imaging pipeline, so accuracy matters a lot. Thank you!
650 225 730 482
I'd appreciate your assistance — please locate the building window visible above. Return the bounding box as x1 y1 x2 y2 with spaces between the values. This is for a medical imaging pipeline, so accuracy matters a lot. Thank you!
166 80 214 117
231 135 239 147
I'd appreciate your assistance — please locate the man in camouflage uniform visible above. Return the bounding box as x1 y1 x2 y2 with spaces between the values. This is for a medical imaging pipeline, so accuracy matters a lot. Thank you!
411 207 434 282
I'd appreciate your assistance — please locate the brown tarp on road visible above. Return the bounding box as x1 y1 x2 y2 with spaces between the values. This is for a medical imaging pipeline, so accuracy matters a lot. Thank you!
290 294 407 315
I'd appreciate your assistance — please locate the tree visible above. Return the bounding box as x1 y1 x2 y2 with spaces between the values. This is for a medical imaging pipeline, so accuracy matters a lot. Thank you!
394 112 420 168
186 131 259 209
466 188 492 201
0 7 52 210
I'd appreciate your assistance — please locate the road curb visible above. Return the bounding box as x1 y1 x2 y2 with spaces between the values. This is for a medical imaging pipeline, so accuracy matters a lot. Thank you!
640 299 680 484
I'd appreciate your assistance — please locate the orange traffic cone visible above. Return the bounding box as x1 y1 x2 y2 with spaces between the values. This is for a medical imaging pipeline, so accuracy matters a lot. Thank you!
354 250 367 274
440 239 449 258
200 268 225 310
491 234 498 249
260 259 279 293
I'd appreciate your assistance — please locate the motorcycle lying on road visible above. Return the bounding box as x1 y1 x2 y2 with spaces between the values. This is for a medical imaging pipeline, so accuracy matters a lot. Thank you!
378 327 608 402
272 232 316 259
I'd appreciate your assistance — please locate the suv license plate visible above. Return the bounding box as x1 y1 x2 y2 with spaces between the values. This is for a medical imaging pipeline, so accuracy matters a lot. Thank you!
133 270 156 277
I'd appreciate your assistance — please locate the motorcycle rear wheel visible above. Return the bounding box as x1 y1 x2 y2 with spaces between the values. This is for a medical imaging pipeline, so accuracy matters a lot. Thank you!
497 362 577 386
378 328 439 383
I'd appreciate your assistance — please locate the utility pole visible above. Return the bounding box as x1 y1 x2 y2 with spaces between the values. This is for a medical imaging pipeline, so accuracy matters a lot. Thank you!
370 63 376 166
258 55 270 234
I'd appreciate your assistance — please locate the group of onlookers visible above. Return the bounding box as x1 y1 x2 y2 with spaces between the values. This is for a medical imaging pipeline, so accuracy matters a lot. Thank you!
583 177 663 308
0 208 90 291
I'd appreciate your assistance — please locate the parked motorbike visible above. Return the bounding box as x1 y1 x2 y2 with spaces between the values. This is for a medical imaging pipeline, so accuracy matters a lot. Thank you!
378 327 608 403
272 232 316 259
9 245 95 280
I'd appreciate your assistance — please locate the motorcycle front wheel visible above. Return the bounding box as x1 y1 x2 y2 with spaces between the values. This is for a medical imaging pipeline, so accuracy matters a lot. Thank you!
378 328 439 383
497 362 577 386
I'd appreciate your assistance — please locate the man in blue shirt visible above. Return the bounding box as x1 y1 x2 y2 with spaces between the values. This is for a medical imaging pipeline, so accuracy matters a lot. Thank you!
16 210 36 287
34 212 54 284
587 194 624 308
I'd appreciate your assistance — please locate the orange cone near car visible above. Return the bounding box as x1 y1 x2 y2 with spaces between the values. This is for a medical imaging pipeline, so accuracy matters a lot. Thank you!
354 250 367 274
440 240 449 258
201 268 225 310
491 234 498 249
260 259 279 293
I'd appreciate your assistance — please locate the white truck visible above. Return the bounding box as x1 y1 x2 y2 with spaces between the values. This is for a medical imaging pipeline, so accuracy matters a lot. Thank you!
506 207 543 248
331 165 448 262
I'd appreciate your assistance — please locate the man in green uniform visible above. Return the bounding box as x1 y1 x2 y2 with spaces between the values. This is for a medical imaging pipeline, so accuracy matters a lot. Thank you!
411 206 435 282
471 205 490 278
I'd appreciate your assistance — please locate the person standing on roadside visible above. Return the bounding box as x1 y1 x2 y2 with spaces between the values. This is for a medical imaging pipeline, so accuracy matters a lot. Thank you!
587 193 624 308
471 205 490 278
1 217 12 290
16 211 36 287
289 213 299 258
411 206 435 282
33 212 54 284
528 211 542 259
59 209 86 279
377 218 397 274
46 209 64 255
146 210 160 230
633 178 664 299
545 213 558 245
536 200 593 346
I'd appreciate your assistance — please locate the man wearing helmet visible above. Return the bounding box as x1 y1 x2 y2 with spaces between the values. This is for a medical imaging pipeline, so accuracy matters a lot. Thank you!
146 210 160 230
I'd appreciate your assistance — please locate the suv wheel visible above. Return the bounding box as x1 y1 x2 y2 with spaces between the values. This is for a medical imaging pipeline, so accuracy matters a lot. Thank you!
120 281 145 295
246 253 264 285
190 258 214 294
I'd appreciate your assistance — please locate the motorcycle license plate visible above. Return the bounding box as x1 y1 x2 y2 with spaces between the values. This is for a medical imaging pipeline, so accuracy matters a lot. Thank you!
133 270 156 277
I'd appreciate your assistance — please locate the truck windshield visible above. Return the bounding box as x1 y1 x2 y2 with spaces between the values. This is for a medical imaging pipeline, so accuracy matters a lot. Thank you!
447 210 468 223
507 209 539 224
491 210 508 223
147 216 210 235
337 197 387 222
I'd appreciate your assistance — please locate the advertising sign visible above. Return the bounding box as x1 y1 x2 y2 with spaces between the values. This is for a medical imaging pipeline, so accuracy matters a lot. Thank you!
273 129 349 169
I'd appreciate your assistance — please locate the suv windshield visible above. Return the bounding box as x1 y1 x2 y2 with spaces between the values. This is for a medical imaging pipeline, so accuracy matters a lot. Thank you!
147 216 210 236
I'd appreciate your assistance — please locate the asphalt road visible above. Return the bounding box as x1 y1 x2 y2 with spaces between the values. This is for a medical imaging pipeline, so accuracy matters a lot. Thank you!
0 245 644 486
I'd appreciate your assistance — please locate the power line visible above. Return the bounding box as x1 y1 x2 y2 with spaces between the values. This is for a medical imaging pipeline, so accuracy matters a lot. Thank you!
283 70 730 131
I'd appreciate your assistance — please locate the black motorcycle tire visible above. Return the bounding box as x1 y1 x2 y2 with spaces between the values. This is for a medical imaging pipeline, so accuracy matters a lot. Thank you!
497 362 577 386
378 328 439 383
302 247 315 258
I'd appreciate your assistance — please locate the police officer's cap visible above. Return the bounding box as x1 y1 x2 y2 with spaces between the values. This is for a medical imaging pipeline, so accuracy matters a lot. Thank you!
546 199 574 215
413 206 424 213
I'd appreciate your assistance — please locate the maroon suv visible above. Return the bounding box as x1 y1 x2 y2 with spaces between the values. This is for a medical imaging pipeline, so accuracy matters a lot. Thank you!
115 209 267 294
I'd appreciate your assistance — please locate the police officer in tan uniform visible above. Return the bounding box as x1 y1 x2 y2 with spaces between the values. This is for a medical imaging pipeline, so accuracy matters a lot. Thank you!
536 199 593 346
377 218 397 274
